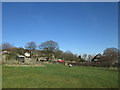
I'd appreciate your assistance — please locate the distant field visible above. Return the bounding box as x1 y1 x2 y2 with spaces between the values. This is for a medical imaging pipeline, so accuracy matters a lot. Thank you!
2 63 118 88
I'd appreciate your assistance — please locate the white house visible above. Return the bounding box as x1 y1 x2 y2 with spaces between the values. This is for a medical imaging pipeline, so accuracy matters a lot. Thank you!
24 52 30 57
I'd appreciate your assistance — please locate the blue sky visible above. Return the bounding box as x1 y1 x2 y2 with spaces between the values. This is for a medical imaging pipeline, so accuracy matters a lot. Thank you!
2 2 118 55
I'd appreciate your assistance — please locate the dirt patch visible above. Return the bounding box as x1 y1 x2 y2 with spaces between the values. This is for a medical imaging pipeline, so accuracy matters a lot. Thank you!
3 64 46 67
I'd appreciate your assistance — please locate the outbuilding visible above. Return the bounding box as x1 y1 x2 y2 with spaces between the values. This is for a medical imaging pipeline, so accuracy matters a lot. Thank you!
16 55 25 64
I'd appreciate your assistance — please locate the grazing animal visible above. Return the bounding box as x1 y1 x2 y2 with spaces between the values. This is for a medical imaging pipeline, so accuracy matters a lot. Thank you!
69 64 72 67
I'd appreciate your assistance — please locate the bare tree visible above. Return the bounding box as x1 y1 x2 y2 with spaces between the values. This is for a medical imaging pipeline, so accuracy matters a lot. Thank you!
54 50 64 59
82 54 87 60
102 47 119 66
39 40 59 61
88 55 92 61
25 42 37 57
25 42 37 51
103 48 118 58
39 40 59 52
2 43 14 50
63 50 74 61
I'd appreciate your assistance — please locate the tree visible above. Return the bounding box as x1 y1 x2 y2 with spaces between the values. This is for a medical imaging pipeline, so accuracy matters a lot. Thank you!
103 48 118 62
103 48 118 58
2 43 14 50
63 50 74 61
25 42 37 58
39 40 59 61
17 47 26 55
88 55 92 61
73 54 80 62
39 40 59 52
82 54 87 60
54 50 64 59
25 42 37 51
101 47 119 66
78 55 85 62
78 55 81 59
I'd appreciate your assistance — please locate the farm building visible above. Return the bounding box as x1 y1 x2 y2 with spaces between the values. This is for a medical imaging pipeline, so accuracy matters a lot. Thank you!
16 55 25 64
39 57 47 62
2 51 10 60
24 52 30 58
91 53 102 62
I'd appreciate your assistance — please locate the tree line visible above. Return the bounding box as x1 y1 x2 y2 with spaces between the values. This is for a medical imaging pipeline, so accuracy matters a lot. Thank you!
1 40 119 67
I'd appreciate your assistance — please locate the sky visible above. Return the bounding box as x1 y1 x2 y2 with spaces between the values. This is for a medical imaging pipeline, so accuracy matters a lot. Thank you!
2 2 118 55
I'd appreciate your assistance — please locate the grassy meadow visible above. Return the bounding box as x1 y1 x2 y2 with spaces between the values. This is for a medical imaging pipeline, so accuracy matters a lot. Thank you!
2 63 118 88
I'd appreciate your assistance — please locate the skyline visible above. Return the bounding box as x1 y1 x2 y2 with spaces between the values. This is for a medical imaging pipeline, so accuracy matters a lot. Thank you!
2 2 118 55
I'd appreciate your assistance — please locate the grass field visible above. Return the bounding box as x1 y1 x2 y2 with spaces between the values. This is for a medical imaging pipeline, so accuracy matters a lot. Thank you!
2 63 118 88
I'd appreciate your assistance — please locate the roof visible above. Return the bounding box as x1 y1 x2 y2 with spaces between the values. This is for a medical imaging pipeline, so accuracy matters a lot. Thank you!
24 52 30 56
17 55 25 57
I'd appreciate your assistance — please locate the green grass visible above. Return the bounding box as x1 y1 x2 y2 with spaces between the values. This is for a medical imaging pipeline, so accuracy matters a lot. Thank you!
2 63 118 88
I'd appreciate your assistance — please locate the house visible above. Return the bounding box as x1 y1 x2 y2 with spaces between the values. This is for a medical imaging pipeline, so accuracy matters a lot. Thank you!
91 53 102 62
2 50 10 60
39 57 47 62
24 52 30 58
2 50 10 54
16 55 25 64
